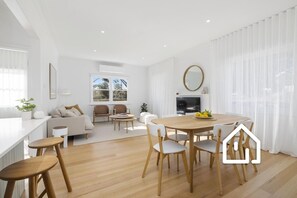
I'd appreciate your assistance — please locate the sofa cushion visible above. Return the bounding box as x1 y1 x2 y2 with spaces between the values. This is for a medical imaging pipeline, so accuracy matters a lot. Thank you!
51 109 62 118
70 107 81 116
65 104 84 115
64 110 77 117
58 106 67 117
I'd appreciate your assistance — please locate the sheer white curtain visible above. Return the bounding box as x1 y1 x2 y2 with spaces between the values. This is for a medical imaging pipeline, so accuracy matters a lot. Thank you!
148 58 176 117
211 6 297 156
0 48 27 118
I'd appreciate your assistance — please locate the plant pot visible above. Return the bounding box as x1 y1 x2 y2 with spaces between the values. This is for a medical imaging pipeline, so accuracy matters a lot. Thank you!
22 111 32 121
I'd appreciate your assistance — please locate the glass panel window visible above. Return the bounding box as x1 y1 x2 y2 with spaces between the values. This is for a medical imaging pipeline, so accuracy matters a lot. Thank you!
92 76 110 102
112 78 127 101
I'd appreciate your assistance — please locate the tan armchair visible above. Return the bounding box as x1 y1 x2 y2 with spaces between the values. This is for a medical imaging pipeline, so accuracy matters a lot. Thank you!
93 105 111 122
113 104 130 114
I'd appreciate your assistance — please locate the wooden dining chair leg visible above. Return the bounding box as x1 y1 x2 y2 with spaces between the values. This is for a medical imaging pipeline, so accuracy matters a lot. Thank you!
194 148 198 164
210 153 215 168
181 152 190 183
42 171 56 198
239 146 247 182
142 148 153 178
158 153 164 196
198 136 201 162
176 154 179 171
229 150 243 185
4 180 15 198
248 147 258 172
167 155 170 169
215 154 223 195
156 153 160 166
55 145 72 192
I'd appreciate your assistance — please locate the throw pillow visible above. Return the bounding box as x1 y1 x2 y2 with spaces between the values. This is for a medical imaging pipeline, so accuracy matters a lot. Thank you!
57 106 67 117
51 109 62 118
65 104 84 115
64 110 77 117
70 107 81 116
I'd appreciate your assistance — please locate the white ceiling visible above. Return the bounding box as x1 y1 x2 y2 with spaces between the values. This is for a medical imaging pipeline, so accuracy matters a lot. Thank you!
38 0 297 66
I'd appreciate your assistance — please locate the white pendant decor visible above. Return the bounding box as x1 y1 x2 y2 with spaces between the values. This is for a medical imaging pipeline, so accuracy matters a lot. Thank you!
22 111 32 121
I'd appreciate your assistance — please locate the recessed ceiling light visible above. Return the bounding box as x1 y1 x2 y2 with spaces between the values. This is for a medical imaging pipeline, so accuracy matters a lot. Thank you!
206 19 211 23
93 49 97 52
163 44 167 48
101 30 105 34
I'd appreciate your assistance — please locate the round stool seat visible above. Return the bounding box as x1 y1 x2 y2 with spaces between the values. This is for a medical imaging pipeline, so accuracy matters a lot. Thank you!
0 156 58 180
29 137 64 148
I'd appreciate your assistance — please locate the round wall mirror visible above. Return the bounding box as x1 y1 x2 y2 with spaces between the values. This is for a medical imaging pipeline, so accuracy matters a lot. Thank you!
183 65 204 91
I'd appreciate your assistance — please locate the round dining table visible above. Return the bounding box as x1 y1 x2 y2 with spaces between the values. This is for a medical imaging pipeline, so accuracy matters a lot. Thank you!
152 113 249 193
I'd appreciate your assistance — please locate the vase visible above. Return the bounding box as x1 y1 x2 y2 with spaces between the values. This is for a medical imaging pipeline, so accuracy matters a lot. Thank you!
22 111 32 120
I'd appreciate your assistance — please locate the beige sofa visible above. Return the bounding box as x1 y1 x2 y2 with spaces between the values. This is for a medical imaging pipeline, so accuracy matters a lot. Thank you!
47 115 93 138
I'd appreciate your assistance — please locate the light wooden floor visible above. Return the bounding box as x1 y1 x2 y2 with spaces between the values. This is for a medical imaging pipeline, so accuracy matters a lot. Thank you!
30 135 297 198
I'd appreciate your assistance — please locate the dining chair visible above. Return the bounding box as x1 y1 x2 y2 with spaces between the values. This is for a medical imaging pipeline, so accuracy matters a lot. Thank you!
237 120 257 182
194 131 213 162
162 114 189 171
163 115 189 145
142 124 190 196
193 124 242 195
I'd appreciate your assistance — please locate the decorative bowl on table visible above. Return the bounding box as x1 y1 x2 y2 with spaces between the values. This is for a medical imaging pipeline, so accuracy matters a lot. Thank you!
194 110 213 119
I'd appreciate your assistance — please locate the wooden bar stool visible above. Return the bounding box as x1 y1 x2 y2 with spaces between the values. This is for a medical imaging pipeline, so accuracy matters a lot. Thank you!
0 156 58 198
28 137 72 192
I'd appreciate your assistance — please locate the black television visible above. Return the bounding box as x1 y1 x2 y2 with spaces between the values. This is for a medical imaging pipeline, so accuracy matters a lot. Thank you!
176 97 201 115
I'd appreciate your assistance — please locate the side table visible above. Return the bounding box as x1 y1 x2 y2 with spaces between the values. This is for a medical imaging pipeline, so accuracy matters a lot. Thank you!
52 126 68 148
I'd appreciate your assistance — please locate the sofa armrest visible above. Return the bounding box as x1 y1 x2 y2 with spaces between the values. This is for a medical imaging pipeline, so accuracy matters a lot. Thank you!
47 116 85 137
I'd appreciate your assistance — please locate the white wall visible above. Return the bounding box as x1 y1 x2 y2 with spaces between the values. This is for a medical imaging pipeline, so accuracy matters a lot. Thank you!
174 42 211 95
12 0 60 113
0 1 42 117
148 42 211 116
58 56 148 118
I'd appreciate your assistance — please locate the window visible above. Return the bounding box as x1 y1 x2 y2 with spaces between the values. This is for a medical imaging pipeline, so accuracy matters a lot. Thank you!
92 76 110 102
0 48 27 108
112 78 127 101
91 74 128 103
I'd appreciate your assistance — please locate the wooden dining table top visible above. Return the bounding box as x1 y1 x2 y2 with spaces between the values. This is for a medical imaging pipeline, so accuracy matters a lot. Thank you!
152 114 249 132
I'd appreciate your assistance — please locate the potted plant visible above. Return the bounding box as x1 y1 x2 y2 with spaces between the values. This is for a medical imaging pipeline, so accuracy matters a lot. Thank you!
16 98 36 120
140 103 148 113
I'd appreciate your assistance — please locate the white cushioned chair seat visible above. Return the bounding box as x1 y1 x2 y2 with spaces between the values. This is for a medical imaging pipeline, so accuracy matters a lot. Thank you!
168 134 189 142
194 140 223 153
153 140 187 154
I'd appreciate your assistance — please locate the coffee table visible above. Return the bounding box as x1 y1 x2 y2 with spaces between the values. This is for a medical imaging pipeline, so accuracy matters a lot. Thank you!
109 114 136 133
